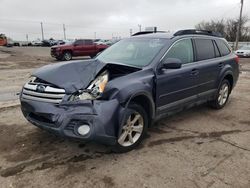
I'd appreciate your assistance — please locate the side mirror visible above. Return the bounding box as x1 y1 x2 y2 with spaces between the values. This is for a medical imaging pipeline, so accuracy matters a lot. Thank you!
161 58 182 69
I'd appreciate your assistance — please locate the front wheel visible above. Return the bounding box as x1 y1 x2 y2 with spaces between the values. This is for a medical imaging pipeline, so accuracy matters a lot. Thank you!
209 79 231 109
112 103 148 153
63 51 72 61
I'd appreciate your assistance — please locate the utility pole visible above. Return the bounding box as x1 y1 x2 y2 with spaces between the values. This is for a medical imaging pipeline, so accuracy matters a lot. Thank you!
26 34 29 42
235 0 244 50
40 22 44 41
94 32 96 40
129 29 133 36
138 24 142 32
63 24 66 40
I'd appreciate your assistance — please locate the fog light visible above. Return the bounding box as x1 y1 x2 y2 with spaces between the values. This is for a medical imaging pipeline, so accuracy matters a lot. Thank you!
77 125 90 136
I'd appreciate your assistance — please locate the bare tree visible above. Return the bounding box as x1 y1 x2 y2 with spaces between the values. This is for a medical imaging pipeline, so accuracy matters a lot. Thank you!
196 19 226 36
195 16 250 42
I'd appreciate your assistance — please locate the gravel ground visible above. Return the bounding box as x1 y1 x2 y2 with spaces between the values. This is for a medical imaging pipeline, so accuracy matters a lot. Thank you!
0 46 250 188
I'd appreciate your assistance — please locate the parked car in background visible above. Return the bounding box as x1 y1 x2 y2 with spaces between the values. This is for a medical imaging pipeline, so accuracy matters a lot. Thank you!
94 39 113 46
21 41 32 46
56 40 66 45
13 42 20 46
54 39 74 46
235 46 250 57
6 38 14 47
42 38 58 47
31 39 43 46
20 30 239 152
51 39 109 60
0 34 7 46
0 34 21 47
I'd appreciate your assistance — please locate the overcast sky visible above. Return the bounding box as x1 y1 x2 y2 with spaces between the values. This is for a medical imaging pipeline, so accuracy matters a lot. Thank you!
0 0 249 41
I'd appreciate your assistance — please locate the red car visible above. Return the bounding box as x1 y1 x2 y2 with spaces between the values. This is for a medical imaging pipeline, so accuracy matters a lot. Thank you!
51 39 108 61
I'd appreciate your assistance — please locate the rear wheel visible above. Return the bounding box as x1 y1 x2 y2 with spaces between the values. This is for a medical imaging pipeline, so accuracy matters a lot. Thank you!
63 51 72 61
209 79 231 109
112 103 148 153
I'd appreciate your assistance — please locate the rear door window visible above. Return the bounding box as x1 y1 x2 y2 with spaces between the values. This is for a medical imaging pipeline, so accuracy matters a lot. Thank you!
194 39 215 61
165 38 194 64
215 39 231 56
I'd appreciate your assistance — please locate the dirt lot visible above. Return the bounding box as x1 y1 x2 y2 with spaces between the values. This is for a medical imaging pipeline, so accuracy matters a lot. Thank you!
0 46 250 188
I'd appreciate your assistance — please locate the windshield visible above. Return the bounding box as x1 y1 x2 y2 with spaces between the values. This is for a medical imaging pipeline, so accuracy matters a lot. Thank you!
240 46 250 50
96 38 167 67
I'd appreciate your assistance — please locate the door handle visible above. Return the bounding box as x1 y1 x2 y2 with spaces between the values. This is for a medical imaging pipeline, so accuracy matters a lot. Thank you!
190 69 199 76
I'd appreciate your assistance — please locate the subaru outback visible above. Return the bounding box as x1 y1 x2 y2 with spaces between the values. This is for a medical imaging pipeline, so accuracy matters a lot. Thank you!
20 30 239 152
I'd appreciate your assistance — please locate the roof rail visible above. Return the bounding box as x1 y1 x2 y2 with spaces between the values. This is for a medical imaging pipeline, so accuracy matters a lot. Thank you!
132 31 166 36
174 29 222 37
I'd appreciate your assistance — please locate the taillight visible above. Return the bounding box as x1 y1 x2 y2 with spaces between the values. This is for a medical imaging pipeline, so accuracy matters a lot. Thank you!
235 55 239 64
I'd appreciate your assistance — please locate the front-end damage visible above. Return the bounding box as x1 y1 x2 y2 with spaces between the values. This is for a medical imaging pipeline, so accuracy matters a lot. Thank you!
21 98 123 145
20 59 142 145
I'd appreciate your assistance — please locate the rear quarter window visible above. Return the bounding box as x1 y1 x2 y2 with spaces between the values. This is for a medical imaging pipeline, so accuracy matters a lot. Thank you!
194 39 215 61
215 39 231 56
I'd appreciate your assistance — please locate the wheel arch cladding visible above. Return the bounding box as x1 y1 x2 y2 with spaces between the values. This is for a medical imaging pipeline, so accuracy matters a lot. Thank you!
218 65 234 90
127 93 155 125
63 49 73 54
115 92 155 138
219 70 234 94
224 74 233 91
114 89 155 135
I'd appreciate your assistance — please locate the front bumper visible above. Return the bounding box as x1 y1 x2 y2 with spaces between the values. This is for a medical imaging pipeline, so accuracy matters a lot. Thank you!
50 49 61 58
20 97 122 145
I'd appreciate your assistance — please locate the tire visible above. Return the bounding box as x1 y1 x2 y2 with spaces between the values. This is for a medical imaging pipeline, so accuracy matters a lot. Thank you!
63 51 72 61
209 79 231 109
112 103 148 153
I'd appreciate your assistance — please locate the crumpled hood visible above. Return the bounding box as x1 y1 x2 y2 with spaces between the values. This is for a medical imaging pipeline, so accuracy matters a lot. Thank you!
32 59 106 93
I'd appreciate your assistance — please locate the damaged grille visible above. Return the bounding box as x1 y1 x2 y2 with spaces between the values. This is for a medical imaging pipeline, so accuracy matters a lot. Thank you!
29 113 60 128
22 82 65 104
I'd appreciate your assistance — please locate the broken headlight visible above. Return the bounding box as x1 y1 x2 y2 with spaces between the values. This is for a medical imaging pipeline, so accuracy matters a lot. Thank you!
70 71 109 101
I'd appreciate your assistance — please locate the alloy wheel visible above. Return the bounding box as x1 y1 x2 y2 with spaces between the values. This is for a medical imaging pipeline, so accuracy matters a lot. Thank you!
218 83 229 106
64 52 72 61
118 112 144 147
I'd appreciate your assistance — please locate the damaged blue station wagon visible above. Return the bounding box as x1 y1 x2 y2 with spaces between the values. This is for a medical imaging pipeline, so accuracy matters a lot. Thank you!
20 30 239 152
